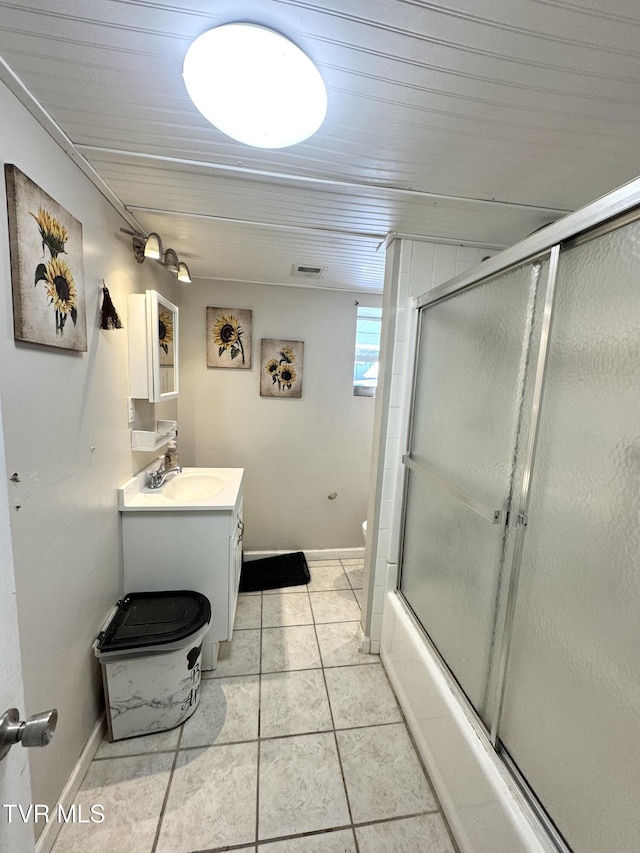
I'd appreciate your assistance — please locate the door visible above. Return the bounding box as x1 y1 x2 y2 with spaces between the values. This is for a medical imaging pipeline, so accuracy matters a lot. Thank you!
0 394 35 853
497 219 640 852
399 257 548 723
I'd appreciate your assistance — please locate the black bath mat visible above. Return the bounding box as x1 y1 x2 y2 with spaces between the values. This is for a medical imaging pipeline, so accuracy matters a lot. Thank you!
239 552 310 593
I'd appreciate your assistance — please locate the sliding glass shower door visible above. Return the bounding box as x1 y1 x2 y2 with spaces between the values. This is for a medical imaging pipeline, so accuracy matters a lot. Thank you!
398 209 640 851
497 221 640 853
400 258 548 721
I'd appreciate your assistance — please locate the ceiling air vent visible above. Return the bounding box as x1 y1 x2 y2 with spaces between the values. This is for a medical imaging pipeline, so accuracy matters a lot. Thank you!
290 263 327 280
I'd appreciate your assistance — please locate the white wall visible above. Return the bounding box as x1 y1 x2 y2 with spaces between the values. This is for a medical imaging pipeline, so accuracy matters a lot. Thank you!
363 240 496 650
178 279 381 550
0 80 176 829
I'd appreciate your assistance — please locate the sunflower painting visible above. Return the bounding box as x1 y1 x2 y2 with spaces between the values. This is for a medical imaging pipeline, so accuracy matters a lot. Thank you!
158 307 174 365
206 307 252 369
5 164 86 351
260 338 304 398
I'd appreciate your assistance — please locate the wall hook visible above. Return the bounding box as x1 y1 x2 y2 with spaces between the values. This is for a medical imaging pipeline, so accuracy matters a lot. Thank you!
9 473 20 483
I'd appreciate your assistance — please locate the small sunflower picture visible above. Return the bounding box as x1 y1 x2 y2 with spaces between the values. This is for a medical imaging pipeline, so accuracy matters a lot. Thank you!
5 164 87 351
206 307 252 369
260 338 304 398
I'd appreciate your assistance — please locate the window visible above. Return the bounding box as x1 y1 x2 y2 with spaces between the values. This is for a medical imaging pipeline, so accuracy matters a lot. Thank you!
353 306 382 397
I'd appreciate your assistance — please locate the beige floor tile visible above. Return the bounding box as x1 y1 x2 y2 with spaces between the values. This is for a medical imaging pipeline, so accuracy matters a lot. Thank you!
234 593 262 629
260 828 356 852
262 591 313 627
261 669 332 737
315 621 378 668
156 742 258 852
307 563 351 591
309 589 360 623
207 628 261 678
345 567 364 589
94 727 179 759
340 559 365 567
353 589 363 608
51 753 172 853
306 559 344 567
181 675 259 747
356 814 455 852
259 733 350 840
337 724 436 823
261 624 322 673
325 664 401 729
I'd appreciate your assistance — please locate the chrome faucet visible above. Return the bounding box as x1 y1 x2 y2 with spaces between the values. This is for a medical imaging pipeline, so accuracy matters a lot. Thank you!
146 462 183 489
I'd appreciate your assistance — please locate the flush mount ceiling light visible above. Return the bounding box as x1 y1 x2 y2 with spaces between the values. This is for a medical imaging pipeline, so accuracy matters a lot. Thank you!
182 23 327 148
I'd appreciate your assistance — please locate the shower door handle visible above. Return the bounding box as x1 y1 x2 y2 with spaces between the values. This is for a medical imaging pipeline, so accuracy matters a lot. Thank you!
402 454 504 524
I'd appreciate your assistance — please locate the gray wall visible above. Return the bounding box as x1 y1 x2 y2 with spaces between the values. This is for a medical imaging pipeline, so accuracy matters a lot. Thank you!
178 279 381 550
0 80 176 828
0 75 380 824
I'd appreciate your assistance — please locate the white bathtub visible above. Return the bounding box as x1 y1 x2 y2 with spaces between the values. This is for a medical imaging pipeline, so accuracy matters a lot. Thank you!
380 591 557 853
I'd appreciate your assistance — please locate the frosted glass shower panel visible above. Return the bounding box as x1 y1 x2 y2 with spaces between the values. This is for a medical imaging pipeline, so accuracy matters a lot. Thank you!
400 259 545 718
499 223 640 852
401 469 507 710
410 262 543 505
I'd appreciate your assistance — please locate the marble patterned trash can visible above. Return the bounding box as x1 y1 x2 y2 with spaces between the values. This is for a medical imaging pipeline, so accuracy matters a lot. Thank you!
94 590 211 742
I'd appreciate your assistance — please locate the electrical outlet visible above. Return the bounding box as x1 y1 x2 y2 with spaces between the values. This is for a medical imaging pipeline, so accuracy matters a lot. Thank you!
127 397 134 425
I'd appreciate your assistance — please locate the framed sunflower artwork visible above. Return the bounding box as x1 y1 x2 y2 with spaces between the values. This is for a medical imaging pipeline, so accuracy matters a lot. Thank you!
260 338 304 398
5 164 87 351
206 307 252 369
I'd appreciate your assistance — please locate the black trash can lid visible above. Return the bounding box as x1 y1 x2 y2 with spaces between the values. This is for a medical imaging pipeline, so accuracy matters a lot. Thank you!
96 590 211 653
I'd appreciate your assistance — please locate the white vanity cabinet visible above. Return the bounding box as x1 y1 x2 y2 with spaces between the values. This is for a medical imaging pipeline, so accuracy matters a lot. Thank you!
119 470 244 670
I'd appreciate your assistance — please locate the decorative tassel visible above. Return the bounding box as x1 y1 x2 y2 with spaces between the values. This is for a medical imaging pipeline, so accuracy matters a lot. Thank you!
100 281 123 330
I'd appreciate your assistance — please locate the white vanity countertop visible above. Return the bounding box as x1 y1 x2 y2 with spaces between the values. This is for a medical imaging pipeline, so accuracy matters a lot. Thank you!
119 466 244 511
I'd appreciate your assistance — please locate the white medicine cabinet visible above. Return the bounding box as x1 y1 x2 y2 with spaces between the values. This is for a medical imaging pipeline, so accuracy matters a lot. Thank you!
128 290 179 402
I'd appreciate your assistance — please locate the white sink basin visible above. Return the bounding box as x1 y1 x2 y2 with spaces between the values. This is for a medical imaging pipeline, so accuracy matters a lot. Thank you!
162 472 227 501
119 467 243 512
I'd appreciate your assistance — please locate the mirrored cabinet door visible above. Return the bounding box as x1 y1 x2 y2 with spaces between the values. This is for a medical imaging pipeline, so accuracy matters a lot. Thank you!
148 291 179 401
128 290 179 402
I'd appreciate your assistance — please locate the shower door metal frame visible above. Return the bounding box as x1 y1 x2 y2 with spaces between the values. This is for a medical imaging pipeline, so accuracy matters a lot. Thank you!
397 247 555 736
487 245 560 745
393 177 640 851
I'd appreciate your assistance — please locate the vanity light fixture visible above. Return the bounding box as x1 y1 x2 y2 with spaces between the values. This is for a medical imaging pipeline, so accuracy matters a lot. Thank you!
143 232 163 261
182 23 327 149
163 248 179 274
177 262 192 284
120 229 192 283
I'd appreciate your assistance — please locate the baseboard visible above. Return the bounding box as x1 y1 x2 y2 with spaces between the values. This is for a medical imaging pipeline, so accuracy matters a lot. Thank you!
244 547 365 562
35 714 106 853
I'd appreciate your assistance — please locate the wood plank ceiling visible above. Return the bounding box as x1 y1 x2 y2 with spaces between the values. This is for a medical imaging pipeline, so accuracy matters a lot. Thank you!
1 0 639 292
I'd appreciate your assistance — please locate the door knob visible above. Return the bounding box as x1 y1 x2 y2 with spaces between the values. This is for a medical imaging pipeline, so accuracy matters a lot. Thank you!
0 707 58 762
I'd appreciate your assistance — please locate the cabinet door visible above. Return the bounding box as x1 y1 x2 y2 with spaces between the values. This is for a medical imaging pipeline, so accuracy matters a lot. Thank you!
147 291 179 402
228 499 244 638
128 291 179 402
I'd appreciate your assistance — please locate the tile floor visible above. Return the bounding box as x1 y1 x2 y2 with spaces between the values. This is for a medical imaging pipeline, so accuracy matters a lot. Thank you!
52 558 457 853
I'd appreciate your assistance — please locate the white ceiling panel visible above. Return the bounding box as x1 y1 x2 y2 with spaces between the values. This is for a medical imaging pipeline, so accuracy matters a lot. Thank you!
1 0 640 292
